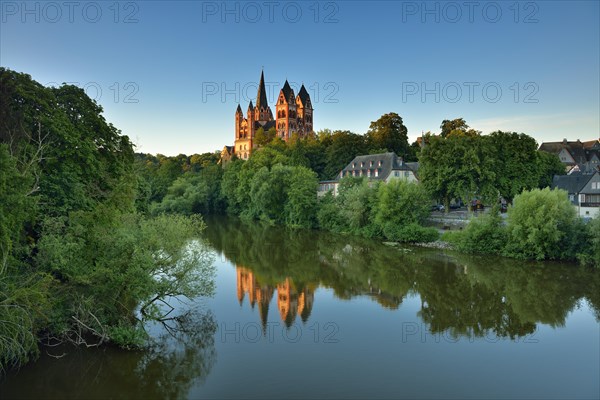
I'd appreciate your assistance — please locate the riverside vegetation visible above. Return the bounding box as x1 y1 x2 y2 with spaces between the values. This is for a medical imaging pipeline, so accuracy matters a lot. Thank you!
1 69 598 373
0 69 215 371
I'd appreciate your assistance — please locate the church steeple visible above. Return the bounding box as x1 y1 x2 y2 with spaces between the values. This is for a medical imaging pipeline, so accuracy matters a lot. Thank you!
256 70 268 110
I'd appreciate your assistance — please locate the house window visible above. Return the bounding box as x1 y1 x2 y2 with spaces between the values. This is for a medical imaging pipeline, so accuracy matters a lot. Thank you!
370 161 373 167
367 170 371 177
352 163 356 168
360 162 364 167
583 194 600 203
375 169 379 177
569 194 575 202
378 161 382 167
404 171 410 177
592 182 599 189
394 171 400 177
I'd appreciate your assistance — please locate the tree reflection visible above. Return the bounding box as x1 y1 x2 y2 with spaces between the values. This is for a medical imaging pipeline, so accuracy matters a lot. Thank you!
0 308 217 400
203 215 600 341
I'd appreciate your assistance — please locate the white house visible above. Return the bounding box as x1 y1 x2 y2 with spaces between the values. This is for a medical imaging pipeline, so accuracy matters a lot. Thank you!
318 152 419 196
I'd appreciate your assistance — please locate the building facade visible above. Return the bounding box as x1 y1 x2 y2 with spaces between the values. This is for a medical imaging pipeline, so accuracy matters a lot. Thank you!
229 71 314 160
539 138 600 174
317 152 419 196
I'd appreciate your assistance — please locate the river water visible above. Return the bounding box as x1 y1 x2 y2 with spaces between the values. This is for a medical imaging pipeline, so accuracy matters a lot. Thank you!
1 216 599 399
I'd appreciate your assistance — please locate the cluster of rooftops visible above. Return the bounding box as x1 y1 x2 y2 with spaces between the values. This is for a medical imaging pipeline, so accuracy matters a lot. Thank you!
546 139 600 216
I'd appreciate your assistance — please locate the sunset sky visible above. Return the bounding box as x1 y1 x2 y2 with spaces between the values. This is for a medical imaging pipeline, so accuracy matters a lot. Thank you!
2 1 599 155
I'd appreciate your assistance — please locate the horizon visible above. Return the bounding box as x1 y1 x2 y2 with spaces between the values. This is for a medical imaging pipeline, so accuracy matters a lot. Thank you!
2 1 599 155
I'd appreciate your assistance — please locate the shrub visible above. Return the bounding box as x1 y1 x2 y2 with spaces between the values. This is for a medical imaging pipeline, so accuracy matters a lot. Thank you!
449 207 507 254
383 223 439 243
503 188 579 260
578 218 600 268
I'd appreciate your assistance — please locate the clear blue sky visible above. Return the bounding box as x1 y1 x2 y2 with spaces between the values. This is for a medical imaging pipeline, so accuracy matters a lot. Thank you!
1 1 599 155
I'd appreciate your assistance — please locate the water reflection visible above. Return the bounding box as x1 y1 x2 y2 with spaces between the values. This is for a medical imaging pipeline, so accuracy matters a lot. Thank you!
204 216 600 341
237 266 315 329
0 309 217 400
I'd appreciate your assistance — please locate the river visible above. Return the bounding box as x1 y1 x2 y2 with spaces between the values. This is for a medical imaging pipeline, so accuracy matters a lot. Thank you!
1 216 599 399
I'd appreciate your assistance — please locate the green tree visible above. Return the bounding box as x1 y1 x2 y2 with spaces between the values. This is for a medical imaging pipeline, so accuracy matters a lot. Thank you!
323 130 368 179
504 188 579 260
419 135 497 211
536 150 565 188
440 118 469 137
484 131 540 202
366 113 409 157
285 166 319 228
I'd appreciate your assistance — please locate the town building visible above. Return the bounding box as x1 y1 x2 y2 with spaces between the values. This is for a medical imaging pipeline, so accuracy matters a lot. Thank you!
223 71 314 161
552 171 600 218
539 138 600 174
318 152 419 196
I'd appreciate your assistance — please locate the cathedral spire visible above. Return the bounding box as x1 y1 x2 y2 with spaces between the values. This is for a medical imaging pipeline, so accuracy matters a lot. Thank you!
256 70 268 110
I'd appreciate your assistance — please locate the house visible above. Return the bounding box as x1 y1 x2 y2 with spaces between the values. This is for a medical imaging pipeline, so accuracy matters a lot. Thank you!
539 138 600 174
552 171 600 218
219 145 234 164
578 171 600 218
318 152 419 196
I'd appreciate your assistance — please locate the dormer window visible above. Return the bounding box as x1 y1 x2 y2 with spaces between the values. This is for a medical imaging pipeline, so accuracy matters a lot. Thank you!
378 160 383 167
370 161 373 167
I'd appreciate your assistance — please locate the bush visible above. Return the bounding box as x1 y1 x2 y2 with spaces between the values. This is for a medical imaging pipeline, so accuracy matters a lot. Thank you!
36 208 216 348
375 180 431 227
383 223 439 243
448 207 507 254
503 188 579 260
578 218 600 268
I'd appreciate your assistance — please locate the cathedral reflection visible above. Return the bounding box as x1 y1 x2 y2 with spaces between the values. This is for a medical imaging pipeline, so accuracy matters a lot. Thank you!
236 266 314 329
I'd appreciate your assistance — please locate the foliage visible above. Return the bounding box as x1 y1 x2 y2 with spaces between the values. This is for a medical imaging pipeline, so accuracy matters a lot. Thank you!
375 180 431 227
152 165 224 215
366 112 410 158
577 218 600 268
504 188 579 260
419 135 496 210
0 69 217 371
382 223 439 243
285 166 319 228
419 128 563 208
36 208 215 346
445 207 507 254
536 150 566 188
440 118 469 137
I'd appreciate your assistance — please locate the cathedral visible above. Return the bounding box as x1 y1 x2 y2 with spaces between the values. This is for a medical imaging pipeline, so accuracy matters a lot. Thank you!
223 70 314 161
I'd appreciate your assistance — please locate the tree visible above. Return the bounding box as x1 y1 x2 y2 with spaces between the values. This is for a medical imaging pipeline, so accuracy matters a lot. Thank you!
504 188 579 260
323 130 368 179
254 127 277 146
484 131 540 202
440 118 468 137
366 113 409 157
285 166 318 228
536 150 565 188
375 180 431 227
419 134 499 211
